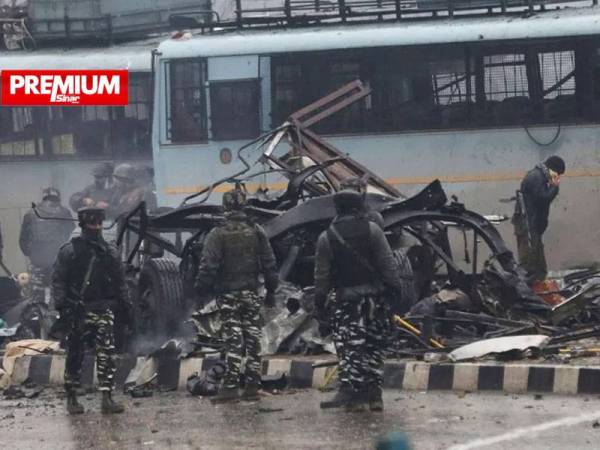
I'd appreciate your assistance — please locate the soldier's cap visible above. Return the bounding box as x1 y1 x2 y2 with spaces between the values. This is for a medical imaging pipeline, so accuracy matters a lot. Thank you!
333 189 364 213
42 187 61 201
92 162 114 178
222 188 247 211
77 207 105 224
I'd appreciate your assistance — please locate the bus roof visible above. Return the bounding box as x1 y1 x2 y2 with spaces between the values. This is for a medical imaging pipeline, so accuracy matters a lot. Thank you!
0 38 157 72
158 5 600 59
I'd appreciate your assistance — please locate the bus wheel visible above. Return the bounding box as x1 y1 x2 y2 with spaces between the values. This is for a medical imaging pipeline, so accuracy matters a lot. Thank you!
137 258 186 340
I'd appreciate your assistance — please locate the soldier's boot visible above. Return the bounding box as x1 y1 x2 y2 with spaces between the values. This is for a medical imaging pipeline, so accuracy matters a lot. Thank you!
101 391 125 415
241 383 261 402
320 384 352 409
345 388 369 413
66 390 84 415
211 386 240 404
368 385 384 412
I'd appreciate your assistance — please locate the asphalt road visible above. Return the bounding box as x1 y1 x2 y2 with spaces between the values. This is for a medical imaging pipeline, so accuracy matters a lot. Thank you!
2 388 600 450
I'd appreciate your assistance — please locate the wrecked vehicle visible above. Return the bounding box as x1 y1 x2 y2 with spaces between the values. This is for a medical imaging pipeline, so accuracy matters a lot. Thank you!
115 80 549 354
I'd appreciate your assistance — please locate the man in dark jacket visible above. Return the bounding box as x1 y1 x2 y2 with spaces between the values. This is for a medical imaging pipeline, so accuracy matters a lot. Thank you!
314 190 403 412
195 187 279 404
512 156 565 282
52 207 130 415
69 163 114 213
18 188 74 338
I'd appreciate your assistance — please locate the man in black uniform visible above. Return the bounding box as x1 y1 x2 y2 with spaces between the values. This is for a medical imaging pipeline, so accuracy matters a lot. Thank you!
315 190 403 412
69 163 114 213
512 156 565 283
195 187 279 404
19 188 74 338
52 207 130 415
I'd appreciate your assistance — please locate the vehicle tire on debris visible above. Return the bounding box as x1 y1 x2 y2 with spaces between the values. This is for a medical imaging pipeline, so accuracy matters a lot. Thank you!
136 258 186 338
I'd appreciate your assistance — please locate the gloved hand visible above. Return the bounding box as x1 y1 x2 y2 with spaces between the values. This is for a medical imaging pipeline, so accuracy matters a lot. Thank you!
264 291 276 308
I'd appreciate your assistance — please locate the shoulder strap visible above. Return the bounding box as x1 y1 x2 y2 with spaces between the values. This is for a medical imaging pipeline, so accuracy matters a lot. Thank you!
327 224 376 275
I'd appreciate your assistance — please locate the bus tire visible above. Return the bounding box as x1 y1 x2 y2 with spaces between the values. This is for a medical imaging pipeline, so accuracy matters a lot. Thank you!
137 258 186 338
393 249 418 312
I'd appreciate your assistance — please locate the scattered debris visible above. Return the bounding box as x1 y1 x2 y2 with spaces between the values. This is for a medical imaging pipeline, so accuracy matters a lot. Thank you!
449 335 550 362
257 407 284 414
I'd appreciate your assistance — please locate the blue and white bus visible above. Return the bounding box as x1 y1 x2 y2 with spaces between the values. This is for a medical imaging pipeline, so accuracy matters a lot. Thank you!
151 2 599 271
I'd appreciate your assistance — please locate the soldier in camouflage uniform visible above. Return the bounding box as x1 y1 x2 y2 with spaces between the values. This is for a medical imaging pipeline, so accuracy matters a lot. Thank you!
52 207 131 415
315 190 403 412
19 187 74 338
195 187 279 404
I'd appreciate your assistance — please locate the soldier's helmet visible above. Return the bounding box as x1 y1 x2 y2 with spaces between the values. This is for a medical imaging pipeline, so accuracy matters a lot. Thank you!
42 187 61 201
333 189 364 214
92 162 114 178
77 207 105 227
222 188 247 211
113 163 135 182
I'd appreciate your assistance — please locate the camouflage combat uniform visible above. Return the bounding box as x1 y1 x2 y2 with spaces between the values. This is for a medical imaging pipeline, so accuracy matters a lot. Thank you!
52 228 130 392
315 190 403 410
195 208 278 398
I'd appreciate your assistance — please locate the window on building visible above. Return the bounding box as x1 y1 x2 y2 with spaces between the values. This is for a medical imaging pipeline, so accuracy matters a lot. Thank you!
169 59 208 143
210 80 260 140
0 107 38 157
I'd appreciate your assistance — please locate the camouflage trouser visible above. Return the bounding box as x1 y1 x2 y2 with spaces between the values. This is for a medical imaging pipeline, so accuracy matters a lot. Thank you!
515 228 547 282
218 290 262 389
329 294 349 386
336 296 389 392
64 310 117 392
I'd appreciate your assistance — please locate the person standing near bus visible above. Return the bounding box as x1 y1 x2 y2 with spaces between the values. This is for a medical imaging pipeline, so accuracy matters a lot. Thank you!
19 187 74 338
314 190 403 412
194 186 279 404
512 156 565 283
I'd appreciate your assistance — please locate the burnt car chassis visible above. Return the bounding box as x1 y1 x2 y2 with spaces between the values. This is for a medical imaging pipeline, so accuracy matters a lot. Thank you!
116 81 553 354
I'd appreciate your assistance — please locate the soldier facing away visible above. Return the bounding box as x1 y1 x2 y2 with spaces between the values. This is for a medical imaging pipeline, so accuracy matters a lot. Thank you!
314 190 403 412
512 155 566 283
195 187 279 404
52 207 131 415
18 187 74 338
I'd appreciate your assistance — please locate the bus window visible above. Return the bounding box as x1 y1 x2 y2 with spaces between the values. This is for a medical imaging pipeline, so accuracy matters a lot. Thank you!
272 62 304 125
209 79 260 140
0 107 37 157
113 73 152 157
540 50 576 122
168 59 208 143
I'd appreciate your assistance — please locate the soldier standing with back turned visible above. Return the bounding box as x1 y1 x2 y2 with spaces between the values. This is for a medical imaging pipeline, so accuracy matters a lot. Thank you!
195 187 279 404
315 190 403 412
52 207 131 415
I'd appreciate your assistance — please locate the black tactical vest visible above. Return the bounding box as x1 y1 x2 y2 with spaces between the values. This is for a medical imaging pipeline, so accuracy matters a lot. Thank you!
217 219 260 291
327 216 374 288
67 237 119 307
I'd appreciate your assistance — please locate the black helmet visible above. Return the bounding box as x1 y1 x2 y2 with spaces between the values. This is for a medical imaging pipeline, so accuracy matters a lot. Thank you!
77 207 105 227
545 156 566 175
42 187 61 201
222 188 247 211
333 189 364 214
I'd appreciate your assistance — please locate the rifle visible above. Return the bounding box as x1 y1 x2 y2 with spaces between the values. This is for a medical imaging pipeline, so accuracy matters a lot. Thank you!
515 190 533 247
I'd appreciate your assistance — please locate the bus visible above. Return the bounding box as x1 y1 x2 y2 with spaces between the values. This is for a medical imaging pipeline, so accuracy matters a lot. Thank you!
150 0 600 272
0 38 156 271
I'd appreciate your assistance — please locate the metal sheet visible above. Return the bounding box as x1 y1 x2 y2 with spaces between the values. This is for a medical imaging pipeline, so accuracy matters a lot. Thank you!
449 335 550 362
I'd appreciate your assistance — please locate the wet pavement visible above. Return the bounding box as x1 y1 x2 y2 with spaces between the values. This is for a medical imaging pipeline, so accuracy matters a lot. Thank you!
2 388 600 449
